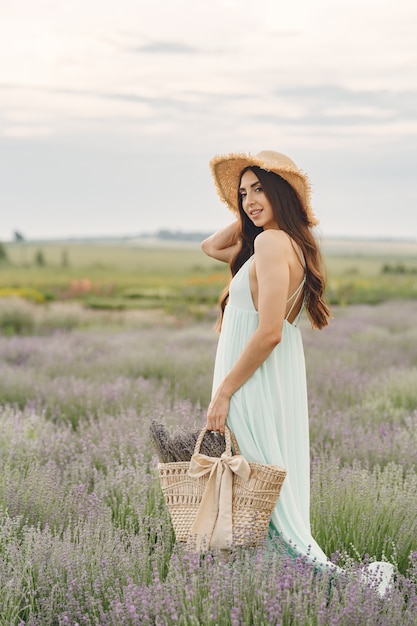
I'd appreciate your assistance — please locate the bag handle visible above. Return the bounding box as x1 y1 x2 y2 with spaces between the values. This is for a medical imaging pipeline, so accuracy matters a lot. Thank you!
193 426 240 457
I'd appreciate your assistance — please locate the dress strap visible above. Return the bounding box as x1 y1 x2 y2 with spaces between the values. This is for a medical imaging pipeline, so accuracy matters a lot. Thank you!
293 292 306 326
285 276 306 324
285 244 306 326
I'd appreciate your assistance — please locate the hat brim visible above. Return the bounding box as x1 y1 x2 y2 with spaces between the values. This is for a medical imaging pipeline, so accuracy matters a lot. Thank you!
210 151 318 227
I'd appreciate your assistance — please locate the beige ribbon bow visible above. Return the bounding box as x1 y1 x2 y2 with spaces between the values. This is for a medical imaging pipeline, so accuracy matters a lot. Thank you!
187 451 251 551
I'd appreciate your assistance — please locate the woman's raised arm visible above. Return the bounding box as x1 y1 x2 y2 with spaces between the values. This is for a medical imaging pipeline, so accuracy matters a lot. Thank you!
201 221 241 263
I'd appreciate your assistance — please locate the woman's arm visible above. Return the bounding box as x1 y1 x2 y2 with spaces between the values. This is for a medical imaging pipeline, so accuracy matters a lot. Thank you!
206 229 291 433
201 221 241 263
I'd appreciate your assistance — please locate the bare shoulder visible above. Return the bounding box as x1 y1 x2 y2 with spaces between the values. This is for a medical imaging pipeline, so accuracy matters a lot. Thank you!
254 230 292 259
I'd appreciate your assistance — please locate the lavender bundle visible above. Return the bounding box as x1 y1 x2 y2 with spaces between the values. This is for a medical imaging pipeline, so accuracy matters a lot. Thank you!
149 420 228 463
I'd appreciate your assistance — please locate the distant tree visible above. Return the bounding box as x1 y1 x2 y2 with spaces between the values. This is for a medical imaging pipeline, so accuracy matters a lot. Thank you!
61 248 70 267
34 249 46 266
13 231 27 265
0 242 8 263
155 229 211 242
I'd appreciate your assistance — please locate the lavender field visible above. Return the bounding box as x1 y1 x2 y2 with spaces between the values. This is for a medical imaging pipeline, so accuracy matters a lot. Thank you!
1 299 417 624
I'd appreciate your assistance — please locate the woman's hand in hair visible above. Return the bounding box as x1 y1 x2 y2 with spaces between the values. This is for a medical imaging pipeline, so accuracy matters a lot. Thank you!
201 221 241 264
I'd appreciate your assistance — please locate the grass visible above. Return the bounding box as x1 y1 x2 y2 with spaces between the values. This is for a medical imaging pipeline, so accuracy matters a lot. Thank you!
322 238 417 304
1 238 416 317
0 241 229 322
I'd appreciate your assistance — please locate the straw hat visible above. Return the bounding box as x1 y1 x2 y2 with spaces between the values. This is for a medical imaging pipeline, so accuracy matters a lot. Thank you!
210 150 318 226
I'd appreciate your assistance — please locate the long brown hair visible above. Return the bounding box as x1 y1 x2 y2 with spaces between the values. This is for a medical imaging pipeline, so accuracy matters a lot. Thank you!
217 166 330 330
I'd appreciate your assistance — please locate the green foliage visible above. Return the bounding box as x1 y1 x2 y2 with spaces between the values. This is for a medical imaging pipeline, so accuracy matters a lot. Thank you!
0 298 166 336
0 241 8 263
311 458 417 571
85 298 129 311
0 242 229 315
382 263 417 274
61 248 70 267
121 286 175 300
0 301 35 335
326 275 417 305
1 238 416 314
323 239 417 305
34 249 46 266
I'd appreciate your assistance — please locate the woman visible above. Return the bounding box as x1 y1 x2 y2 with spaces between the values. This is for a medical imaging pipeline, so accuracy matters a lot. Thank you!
201 150 393 592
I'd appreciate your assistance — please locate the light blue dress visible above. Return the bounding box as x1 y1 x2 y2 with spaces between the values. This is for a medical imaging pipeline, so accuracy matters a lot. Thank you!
211 254 394 592
211 255 330 565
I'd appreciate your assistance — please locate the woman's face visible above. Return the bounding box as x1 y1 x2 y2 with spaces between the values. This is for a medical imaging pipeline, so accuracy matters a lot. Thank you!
239 169 279 230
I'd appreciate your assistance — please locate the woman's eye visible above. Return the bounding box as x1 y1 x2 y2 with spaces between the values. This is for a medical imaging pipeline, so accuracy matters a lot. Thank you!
255 186 262 192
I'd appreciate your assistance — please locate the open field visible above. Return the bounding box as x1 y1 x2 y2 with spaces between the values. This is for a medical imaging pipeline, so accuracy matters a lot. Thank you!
1 238 417 319
1 239 417 623
0 299 417 623
1 240 227 319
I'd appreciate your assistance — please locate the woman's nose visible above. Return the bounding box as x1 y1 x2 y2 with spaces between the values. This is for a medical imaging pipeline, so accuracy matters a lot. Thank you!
246 192 255 205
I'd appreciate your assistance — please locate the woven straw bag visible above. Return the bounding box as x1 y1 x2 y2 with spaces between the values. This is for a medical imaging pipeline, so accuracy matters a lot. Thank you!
158 426 287 550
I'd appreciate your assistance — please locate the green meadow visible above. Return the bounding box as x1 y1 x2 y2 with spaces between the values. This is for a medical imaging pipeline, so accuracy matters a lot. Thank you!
322 238 417 305
1 237 417 320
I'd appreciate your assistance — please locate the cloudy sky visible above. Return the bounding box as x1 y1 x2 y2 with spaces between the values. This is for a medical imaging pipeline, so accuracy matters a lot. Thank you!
1 0 416 241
